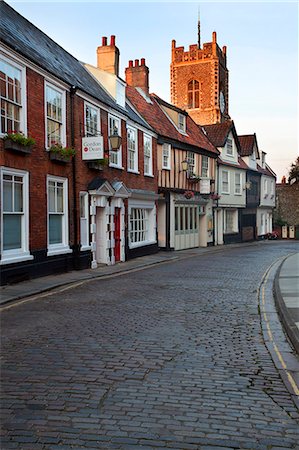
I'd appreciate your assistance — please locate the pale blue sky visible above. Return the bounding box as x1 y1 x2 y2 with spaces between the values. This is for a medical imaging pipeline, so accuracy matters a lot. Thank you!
6 1 299 180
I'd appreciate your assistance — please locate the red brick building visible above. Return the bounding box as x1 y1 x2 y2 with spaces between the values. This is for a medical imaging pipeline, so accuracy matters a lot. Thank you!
0 2 158 285
125 60 219 250
170 26 230 126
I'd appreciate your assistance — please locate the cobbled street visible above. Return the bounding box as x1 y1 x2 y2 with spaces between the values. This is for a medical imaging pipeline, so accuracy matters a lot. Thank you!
1 242 299 450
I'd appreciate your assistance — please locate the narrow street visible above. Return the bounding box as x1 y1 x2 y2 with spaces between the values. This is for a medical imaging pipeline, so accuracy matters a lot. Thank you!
1 242 299 449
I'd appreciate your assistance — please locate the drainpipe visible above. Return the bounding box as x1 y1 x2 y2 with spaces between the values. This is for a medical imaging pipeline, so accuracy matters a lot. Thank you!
70 85 79 268
165 191 171 250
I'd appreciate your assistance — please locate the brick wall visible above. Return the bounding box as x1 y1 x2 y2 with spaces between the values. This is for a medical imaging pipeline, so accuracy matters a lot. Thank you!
275 182 299 225
170 36 229 126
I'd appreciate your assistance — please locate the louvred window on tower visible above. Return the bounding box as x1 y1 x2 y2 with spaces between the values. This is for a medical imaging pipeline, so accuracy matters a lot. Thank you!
188 80 200 109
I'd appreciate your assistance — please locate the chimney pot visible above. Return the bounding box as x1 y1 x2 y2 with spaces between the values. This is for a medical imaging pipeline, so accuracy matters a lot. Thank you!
141 58 145 66
102 36 107 46
212 31 217 43
134 59 139 67
110 35 115 46
128 60 133 67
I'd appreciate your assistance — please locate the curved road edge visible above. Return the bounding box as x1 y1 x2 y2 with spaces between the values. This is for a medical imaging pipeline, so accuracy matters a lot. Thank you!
259 254 299 412
274 253 299 355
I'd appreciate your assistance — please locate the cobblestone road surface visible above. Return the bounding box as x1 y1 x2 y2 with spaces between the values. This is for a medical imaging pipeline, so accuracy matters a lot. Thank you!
1 242 299 449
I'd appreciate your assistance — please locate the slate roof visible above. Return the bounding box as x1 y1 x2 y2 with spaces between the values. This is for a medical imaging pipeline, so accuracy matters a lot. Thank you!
204 121 233 147
0 1 151 131
126 86 219 156
203 120 242 155
218 156 248 170
257 164 276 178
238 134 258 157
87 177 108 191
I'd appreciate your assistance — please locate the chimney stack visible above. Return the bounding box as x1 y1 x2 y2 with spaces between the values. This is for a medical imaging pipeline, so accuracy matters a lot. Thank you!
125 58 149 95
97 35 120 76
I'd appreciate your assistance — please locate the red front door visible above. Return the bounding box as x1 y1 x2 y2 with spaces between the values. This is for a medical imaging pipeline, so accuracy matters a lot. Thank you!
114 208 121 262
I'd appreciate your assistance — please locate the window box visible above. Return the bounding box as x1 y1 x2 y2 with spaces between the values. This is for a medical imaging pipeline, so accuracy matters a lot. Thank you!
49 144 75 163
4 138 33 154
49 152 72 163
87 158 108 170
188 174 201 183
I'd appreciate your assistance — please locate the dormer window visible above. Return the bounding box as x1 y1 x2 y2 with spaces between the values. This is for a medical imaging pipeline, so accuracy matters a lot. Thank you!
178 113 186 133
226 138 233 156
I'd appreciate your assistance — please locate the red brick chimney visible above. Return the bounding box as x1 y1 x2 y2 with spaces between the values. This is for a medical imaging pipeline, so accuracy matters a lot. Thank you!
125 58 149 95
97 35 119 76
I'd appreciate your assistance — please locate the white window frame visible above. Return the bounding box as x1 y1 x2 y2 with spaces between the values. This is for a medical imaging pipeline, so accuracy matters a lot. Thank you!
264 178 268 195
80 192 90 250
201 155 209 178
143 133 153 176
162 143 171 170
0 54 27 137
127 126 138 173
234 172 242 195
226 138 233 156
84 101 101 137
108 114 122 168
47 175 71 256
128 200 156 249
0 167 32 265
178 113 186 133
45 81 66 149
221 170 229 194
187 151 195 177
224 209 238 234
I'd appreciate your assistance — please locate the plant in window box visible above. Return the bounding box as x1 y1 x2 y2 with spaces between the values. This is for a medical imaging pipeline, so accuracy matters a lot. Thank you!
184 190 195 199
49 143 75 163
3 131 35 154
188 173 201 183
210 193 221 200
87 157 109 170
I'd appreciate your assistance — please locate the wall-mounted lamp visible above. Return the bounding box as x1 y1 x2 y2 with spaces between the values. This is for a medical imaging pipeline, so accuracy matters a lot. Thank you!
180 159 189 172
109 126 122 151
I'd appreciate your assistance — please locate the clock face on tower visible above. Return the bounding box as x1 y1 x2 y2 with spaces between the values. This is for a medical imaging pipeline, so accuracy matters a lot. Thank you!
220 91 225 113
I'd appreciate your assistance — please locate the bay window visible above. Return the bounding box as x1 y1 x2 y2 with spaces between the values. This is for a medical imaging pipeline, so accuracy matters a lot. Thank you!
129 201 156 248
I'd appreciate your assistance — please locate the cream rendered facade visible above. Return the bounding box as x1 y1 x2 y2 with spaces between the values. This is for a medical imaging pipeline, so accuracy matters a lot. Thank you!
257 173 275 236
214 132 246 245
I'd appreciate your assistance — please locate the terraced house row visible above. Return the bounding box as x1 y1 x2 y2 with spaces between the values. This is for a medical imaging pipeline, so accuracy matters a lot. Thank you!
0 2 276 285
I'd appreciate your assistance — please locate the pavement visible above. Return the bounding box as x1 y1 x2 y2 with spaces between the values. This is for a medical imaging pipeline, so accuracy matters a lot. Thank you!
274 252 299 354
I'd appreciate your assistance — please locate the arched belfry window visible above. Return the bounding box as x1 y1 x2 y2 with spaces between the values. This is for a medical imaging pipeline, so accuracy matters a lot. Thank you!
188 80 200 108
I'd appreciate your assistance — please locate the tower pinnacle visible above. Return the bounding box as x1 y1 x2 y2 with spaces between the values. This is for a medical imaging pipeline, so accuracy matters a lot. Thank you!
197 6 201 49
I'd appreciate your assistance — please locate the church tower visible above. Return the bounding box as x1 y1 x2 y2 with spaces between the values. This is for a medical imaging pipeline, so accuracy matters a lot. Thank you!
170 20 230 126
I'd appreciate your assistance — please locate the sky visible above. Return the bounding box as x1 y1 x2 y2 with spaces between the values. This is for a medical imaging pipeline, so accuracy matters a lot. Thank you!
6 0 299 181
